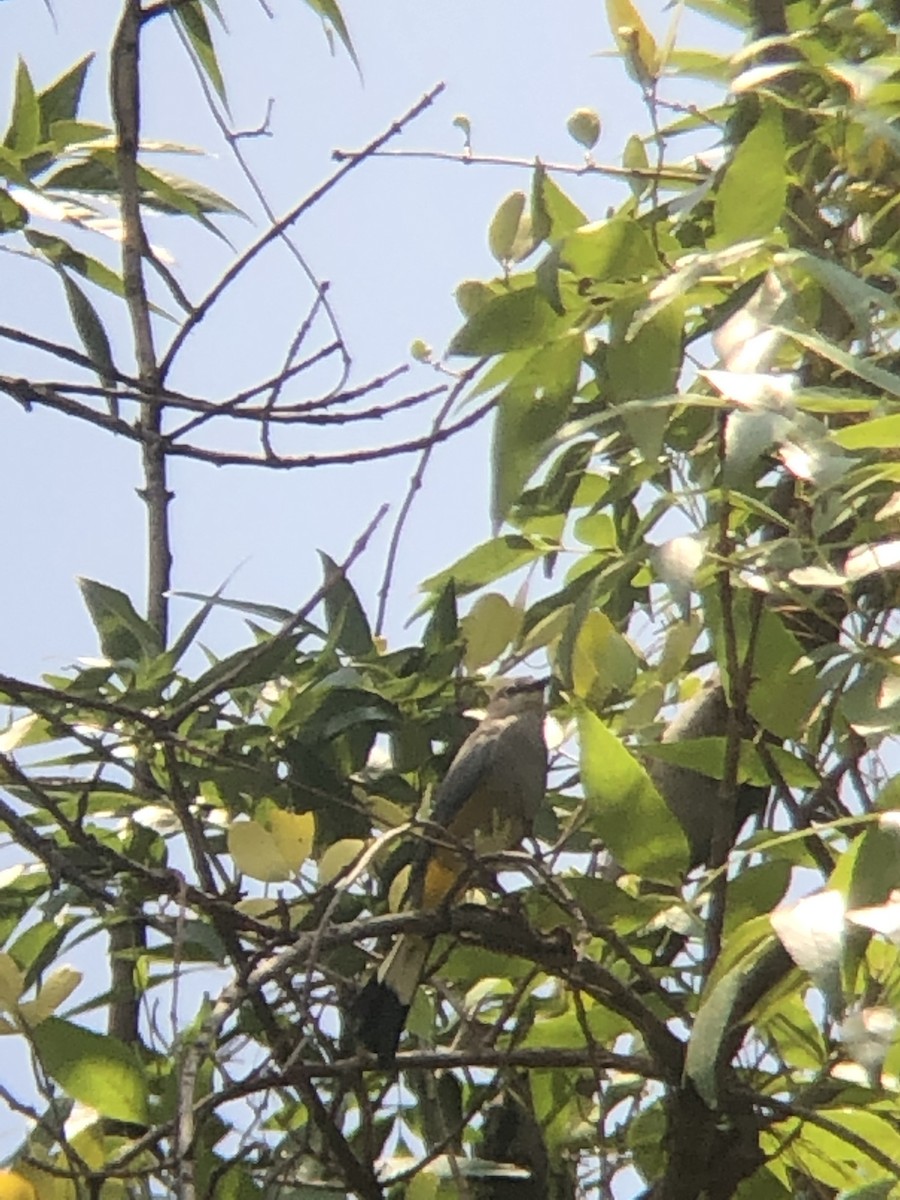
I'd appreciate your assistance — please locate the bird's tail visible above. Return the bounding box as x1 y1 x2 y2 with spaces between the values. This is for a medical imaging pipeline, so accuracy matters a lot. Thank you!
352 934 429 1067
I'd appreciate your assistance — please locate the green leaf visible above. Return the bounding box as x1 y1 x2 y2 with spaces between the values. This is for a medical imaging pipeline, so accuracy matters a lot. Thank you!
26 229 126 297
608 296 684 459
58 272 118 388
622 134 650 197
746 611 818 740
532 169 587 241
319 553 373 657
460 593 521 669
301 0 361 74
606 0 659 81
567 108 601 150
561 217 659 281
724 861 791 936
772 1110 900 1191
524 998 630 1049
76 149 241 220
48 119 110 150
136 164 240 218
449 288 560 356
713 107 786 245
489 191 527 265
492 333 583 524
423 578 459 651
420 535 545 600
174 2 228 106
832 414 900 450
31 1017 149 1123
37 55 93 138
0 145 30 186
171 591 299 625
685 917 781 1107
578 708 690 882
4 59 40 156
78 578 163 663
643 738 819 789
172 636 302 710
0 186 28 232
781 328 900 399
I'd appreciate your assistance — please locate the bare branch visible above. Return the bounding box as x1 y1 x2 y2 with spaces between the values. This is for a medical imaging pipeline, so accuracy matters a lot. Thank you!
375 362 482 633
159 82 447 382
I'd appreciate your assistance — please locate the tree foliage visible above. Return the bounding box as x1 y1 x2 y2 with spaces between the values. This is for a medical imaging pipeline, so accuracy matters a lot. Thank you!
2 0 900 1197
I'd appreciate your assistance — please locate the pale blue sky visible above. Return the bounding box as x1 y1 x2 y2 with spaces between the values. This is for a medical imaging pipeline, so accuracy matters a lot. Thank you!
0 0 735 679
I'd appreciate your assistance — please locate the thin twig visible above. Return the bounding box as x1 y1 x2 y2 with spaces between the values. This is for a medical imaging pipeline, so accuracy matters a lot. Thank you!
375 363 481 634
331 145 705 184
160 82 447 383
161 394 495 470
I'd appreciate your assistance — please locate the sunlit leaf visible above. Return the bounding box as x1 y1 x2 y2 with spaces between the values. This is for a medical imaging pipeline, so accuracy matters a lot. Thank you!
319 552 373 657
420 535 545 600
578 708 690 882
449 288 561 356
31 1018 149 1123
18 966 82 1025
605 0 659 82
268 809 315 873
4 59 39 157
0 953 25 1011
489 191 527 265
460 593 521 669
492 333 583 524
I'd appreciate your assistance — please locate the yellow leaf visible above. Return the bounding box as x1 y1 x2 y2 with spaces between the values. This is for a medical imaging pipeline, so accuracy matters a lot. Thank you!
227 819 292 882
388 864 412 912
15 1158 72 1200
461 592 522 669
268 809 315 873
572 610 638 703
18 966 82 1025
367 794 410 829
318 839 366 886
0 952 24 1011
0 715 41 753
605 0 658 82
0 1170 38 1200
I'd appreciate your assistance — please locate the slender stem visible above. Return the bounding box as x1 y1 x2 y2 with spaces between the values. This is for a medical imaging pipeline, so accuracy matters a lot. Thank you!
111 0 171 644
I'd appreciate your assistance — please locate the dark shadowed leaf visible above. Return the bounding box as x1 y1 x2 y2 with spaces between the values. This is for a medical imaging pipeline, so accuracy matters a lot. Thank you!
58 271 118 388
174 1 228 106
0 186 28 231
302 0 361 74
37 54 93 138
78 578 163 662
319 552 373 657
